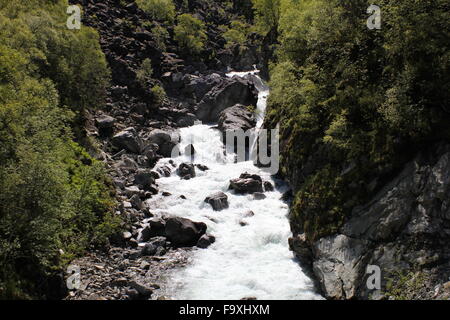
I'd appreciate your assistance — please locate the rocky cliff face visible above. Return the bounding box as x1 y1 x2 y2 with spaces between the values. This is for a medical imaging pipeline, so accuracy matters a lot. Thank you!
289 143 450 300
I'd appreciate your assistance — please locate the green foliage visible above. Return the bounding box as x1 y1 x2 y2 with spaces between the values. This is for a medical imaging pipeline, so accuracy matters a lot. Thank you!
221 19 253 49
136 58 153 87
174 13 207 55
136 0 176 23
150 84 167 106
385 271 427 300
151 24 169 51
0 0 119 299
266 0 450 241
251 0 281 35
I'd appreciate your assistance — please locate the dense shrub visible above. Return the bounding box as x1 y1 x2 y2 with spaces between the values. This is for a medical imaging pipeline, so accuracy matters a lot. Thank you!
174 13 207 55
136 58 153 87
264 0 450 241
0 0 119 299
136 0 176 23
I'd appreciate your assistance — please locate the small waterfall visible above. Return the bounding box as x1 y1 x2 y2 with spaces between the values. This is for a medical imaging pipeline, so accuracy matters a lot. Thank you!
152 70 322 300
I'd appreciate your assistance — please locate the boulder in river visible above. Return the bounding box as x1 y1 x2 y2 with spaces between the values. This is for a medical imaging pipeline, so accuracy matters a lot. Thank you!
147 129 180 157
197 234 216 249
204 192 229 211
177 163 196 180
218 104 256 133
229 173 263 194
196 77 258 122
165 217 207 247
263 181 274 192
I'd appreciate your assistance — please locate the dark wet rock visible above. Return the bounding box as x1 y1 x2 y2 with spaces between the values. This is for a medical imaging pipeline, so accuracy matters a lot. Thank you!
165 217 207 247
239 220 249 227
263 181 274 192
197 234 216 249
196 77 258 123
205 192 229 211
156 165 172 177
112 128 143 154
229 173 263 194
177 163 196 180
148 218 166 237
162 192 172 197
253 192 266 200
195 164 209 171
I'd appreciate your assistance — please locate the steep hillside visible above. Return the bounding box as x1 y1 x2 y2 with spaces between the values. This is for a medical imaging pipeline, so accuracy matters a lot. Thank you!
262 0 450 299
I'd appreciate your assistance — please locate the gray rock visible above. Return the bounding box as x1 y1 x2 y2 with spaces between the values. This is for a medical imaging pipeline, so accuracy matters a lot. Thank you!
218 104 256 133
112 128 143 154
141 243 157 256
130 194 144 210
205 192 229 211
133 170 155 190
147 129 180 157
293 144 450 299
96 115 116 129
253 192 266 200
196 77 258 122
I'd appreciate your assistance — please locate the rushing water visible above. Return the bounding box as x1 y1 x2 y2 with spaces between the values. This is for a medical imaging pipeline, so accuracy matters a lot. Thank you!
150 71 322 300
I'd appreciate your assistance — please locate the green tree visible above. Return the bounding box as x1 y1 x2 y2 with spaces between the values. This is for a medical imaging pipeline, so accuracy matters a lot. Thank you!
136 0 176 23
174 13 207 55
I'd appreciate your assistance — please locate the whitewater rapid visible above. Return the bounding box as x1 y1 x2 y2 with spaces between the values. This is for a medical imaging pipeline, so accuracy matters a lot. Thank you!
151 71 322 300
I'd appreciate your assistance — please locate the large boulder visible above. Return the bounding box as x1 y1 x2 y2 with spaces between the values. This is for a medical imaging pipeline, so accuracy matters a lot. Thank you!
204 192 229 211
229 173 263 194
184 73 223 102
95 115 115 137
112 127 143 154
218 104 256 133
165 217 207 247
177 163 196 180
196 77 258 123
146 129 180 158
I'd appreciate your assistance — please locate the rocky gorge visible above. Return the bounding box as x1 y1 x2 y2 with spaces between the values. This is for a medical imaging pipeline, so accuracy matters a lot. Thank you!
64 0 450 301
